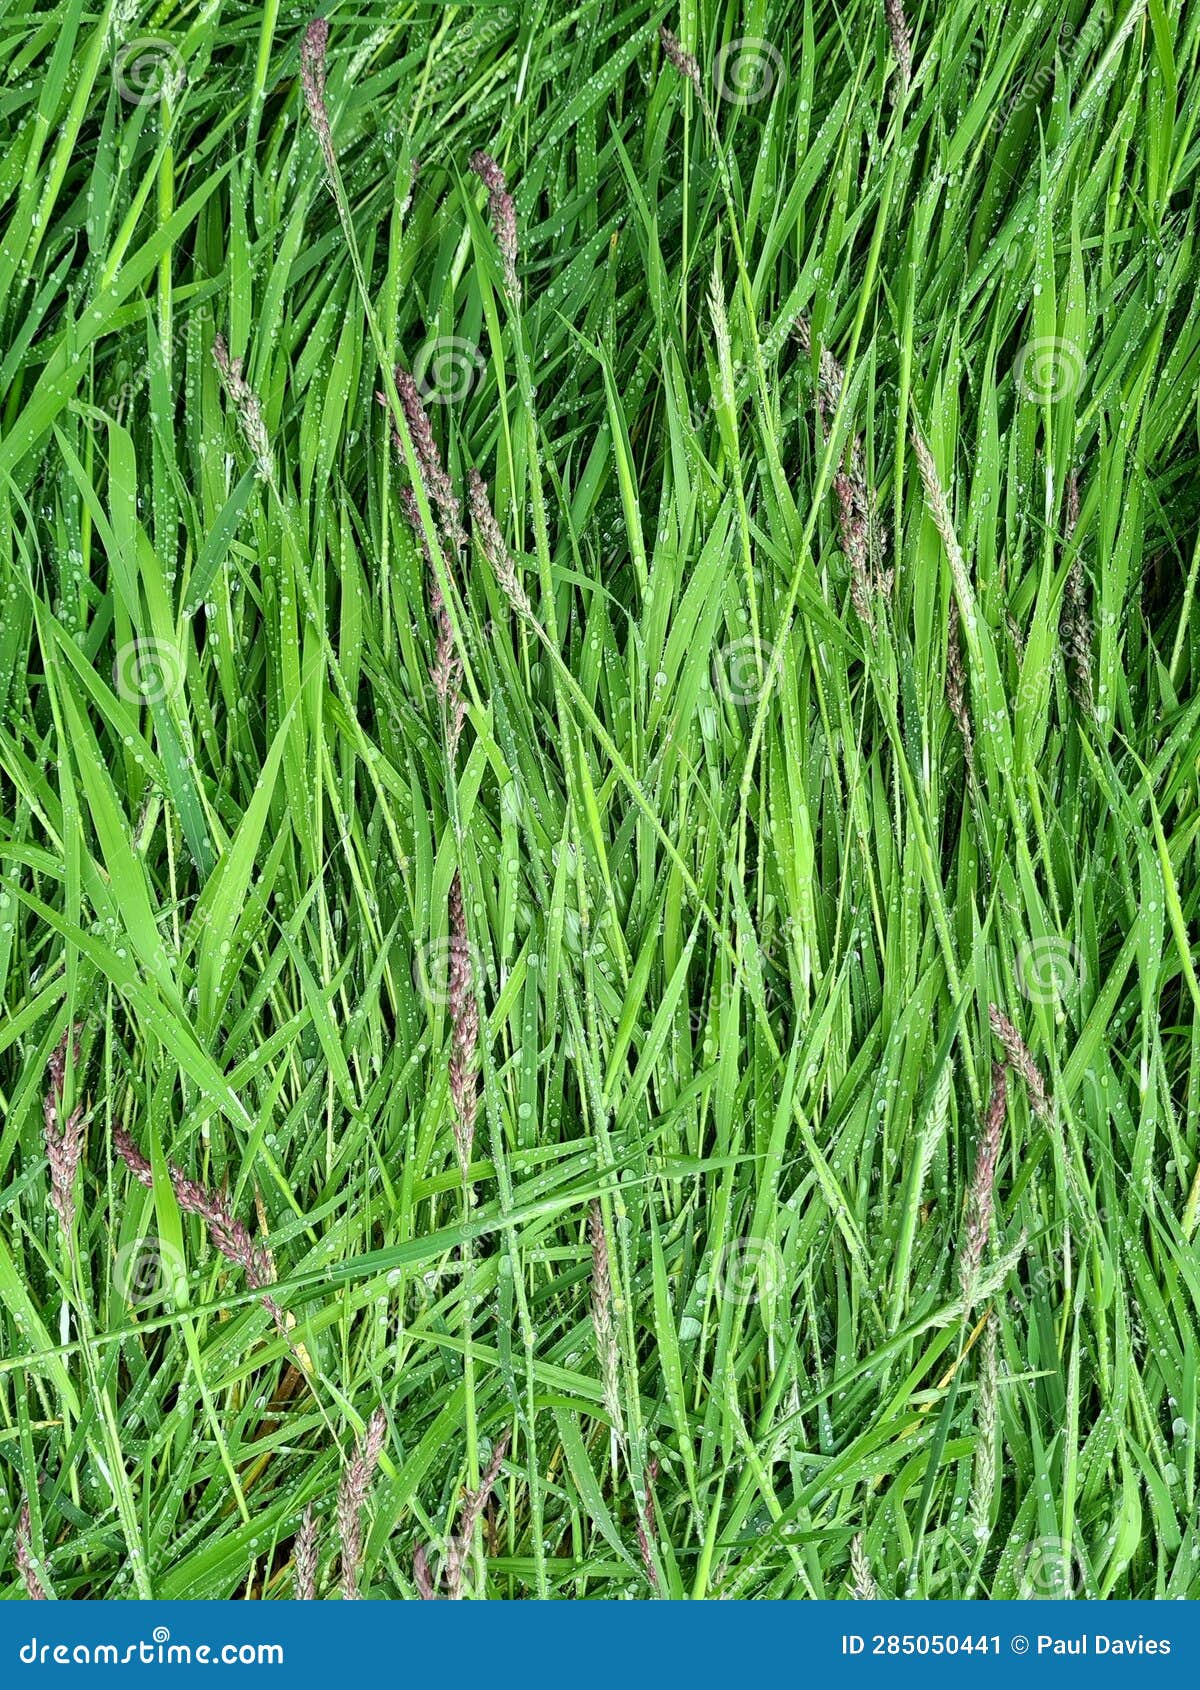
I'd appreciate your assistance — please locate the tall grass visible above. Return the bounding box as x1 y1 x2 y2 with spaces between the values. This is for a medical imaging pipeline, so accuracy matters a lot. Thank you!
2 0 1199 1599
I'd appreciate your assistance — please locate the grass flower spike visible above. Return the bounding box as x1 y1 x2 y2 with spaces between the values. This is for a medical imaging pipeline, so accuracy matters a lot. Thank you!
469 149 520 303
43 1027 85 1237
337 1409 387 1601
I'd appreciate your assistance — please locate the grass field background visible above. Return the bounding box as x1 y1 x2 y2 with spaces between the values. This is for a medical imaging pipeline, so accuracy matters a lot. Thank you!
2 0 1200 1600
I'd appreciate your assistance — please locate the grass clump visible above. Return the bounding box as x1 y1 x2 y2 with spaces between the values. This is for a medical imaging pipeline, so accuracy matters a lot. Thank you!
2 0 1200 1600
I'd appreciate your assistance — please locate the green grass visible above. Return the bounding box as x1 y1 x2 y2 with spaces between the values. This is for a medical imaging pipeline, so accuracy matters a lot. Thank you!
2 0 1200 1601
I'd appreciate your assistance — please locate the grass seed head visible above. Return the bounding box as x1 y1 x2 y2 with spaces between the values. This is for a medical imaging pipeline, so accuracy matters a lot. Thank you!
400 486 465 757
970 1315 999 1543
659 26 702 95
15 1498 48 1600
212 334 273 481
294 1505 318 1600
338 1408 387 1600
797 318 888 623
300 18 334 167
960 1060 1007 1309
113 1127 283 1328
794 315 846 421
447 870 479 1178
413 1542 435 1600
469 149 520 302
446 1429 509 1598
988 1005 1053 1124
913 427 975 617
385 368 467 561
636 1458 661 1593
946 599 976 781
43 1026 85 1236
835 470 874 628
588 1200 625 1448
1061 559 1095 716
849 1532 879 1599
886 0 913 98
467 468 531 616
